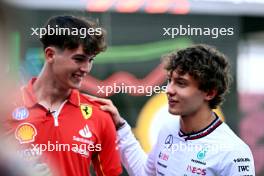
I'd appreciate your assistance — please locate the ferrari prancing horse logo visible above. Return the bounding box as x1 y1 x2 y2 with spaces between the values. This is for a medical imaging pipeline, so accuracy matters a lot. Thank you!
80 105 93 120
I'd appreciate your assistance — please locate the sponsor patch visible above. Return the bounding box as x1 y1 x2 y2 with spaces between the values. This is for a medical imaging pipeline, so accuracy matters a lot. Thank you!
80 104 92 120
186 165 206 175
15 123 37 144
12 107 29 120
79 124 92 138
238 165 250 172
159 151 169 161
197 147 208 160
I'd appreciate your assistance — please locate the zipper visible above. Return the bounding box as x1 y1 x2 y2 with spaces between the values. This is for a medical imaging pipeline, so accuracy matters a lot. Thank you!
52 100 67 127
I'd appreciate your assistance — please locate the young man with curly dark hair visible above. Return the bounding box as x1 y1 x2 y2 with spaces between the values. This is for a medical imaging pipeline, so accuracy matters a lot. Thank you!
4 15 122 176
93 44 255 176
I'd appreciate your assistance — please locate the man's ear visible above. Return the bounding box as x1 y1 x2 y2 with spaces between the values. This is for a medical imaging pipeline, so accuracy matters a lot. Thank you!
44 47 56 63
204 89 217 101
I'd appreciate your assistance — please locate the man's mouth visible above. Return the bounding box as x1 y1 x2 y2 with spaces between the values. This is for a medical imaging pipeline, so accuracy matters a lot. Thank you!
168 98 179 106
72 73 84 81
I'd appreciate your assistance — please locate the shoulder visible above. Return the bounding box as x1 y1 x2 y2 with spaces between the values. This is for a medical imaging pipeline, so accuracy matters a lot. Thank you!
215 123 255 174
215 123 250 148
208 122 252 154
79 93 112 120
224 123 253 153
159 115 180 134
157 115 180 143
79 93 102 107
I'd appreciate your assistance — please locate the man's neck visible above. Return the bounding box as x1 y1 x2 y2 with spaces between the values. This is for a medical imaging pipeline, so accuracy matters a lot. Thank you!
179 106 215 134
33 73 71 110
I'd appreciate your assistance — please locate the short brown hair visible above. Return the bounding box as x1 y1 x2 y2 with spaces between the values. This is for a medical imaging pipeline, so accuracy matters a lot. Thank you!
163 44 232 109
40 15 106 55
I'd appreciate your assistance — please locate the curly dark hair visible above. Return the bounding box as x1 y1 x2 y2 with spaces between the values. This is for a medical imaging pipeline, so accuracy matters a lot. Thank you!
162 44 232 109
40 15 106 55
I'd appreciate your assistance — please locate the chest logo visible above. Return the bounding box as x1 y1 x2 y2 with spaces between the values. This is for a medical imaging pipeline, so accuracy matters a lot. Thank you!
80 105 92 120
12 107 29 120
164 134 173 148
197 147 208 160
15 123 37 144
79 124 92 138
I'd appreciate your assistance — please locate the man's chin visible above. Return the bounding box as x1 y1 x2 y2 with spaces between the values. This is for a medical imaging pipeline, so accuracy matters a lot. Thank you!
70 82 81 89
168 108 181 116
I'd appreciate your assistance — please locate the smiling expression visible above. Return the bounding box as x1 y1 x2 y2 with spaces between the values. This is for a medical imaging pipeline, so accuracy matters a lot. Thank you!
49 45 95 90
166 70 209 116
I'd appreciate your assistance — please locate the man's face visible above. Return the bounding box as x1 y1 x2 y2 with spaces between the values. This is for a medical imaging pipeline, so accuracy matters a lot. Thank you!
50 45 95 89
166 69 208 116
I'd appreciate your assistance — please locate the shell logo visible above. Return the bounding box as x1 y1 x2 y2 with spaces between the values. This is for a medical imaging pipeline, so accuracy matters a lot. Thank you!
15 123 37 144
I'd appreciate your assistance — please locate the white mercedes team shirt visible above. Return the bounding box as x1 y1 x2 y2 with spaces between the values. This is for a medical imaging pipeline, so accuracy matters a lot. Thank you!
117 115 255 176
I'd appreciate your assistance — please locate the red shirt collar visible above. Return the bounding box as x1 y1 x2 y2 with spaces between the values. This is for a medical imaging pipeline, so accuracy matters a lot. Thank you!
22 78 81 108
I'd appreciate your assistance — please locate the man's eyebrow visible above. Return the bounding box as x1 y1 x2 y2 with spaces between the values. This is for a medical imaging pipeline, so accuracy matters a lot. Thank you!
73 54 94 59
73 54 86 58
173 76 188 82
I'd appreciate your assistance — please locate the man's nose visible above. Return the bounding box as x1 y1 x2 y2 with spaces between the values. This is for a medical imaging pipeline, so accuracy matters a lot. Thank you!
80 61 92 73
166 82 176 95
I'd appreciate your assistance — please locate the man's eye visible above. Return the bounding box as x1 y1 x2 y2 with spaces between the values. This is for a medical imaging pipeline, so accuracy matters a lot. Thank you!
74 58 84 62
176 81 186 86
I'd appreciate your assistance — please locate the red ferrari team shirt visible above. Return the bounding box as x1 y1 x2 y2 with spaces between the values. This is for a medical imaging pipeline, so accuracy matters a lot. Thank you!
4 78 122 176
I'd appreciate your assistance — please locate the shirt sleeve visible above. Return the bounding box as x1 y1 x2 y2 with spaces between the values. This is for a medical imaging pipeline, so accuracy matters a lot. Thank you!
117 121 157 176
92 113 122 176
219 145 255 176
